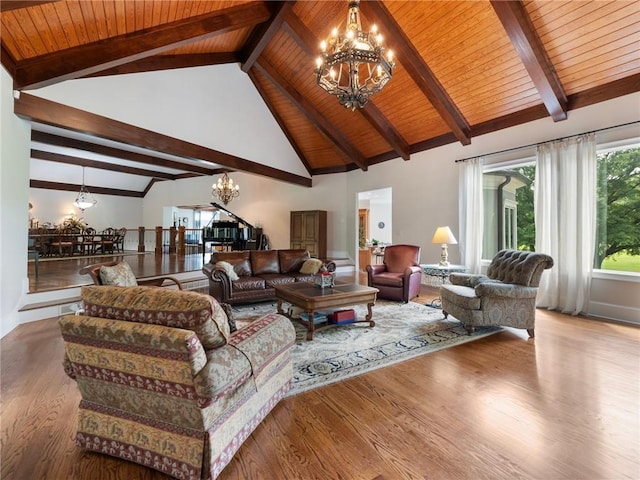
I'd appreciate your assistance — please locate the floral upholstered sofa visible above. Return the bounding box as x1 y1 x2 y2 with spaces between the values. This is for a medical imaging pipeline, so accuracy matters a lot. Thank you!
59 285 295 480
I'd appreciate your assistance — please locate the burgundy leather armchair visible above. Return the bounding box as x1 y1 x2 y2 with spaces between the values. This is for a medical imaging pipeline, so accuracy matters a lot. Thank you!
366 244 422 302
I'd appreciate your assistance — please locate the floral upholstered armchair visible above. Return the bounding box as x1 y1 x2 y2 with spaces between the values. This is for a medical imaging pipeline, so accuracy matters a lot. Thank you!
59 285 295 480
441 250 553 338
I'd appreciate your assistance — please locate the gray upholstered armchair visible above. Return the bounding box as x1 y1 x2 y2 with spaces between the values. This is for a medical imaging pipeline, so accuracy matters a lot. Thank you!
441 250 553 338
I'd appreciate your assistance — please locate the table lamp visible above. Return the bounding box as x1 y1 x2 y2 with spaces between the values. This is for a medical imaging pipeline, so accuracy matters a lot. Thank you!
431 226 458 266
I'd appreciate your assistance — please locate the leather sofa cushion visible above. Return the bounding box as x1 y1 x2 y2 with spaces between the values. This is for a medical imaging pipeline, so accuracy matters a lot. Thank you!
370 272 404 287
260 274 296 287
212 251 252 276
251 250 279 275
278 249 309 273
440 285 482 310
81 285 230 349
233 276 266 291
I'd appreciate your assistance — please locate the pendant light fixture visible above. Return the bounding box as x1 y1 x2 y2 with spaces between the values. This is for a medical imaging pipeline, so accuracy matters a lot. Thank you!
73 167 97 212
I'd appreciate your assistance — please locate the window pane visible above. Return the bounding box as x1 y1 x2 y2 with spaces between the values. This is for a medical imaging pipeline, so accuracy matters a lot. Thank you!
594 145 640 272
482 164 535 259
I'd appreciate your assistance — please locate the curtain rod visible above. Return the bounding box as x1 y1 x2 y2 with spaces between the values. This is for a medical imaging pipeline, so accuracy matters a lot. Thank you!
454 121 640 163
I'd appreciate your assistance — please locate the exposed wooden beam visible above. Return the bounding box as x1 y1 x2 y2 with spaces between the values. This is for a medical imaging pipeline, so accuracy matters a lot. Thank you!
84 53 241 78
1 44 16 79
281 15 314 55
255 59 369 171
367 76 640 172
474 74 640 136
241 2 295 73
13 3 271 90
360 103 411 161
18 94 311 187
362 0 471 146
284 14 410 161
0 1 59 13
143 179 160 196
30 149 177 180
30 180 144 198
247 69 313 175
491 0 567 122
567 73 640 110
32 131 214 176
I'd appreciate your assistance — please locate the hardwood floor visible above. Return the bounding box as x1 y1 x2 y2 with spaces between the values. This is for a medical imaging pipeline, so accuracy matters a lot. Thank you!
27 251 208 292
4 268 640 479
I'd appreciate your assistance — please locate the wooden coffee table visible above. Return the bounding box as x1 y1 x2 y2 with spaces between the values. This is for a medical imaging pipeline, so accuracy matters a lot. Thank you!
275 283 378 341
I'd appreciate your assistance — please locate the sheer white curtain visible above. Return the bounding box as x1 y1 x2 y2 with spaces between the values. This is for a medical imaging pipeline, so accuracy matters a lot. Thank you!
458 157 484 274
535 133 597 315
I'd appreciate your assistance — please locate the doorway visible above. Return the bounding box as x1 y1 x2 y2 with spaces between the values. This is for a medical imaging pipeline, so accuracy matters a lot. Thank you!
357 187 392 271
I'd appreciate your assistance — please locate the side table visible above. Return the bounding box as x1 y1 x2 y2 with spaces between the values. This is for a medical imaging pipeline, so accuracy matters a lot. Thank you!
420 263 467 308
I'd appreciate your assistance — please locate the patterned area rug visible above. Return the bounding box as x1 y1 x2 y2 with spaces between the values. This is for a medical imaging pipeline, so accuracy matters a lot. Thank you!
232 300 502 396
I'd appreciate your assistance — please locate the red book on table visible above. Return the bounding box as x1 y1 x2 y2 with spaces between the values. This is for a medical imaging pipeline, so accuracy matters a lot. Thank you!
328 309 356 324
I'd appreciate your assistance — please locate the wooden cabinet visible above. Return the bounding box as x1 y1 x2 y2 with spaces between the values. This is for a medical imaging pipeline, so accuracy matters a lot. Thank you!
290 210 327 259
359 247 373 272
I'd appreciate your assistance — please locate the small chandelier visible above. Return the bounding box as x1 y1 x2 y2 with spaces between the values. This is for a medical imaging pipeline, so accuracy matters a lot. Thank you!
211 172 239 206
314 0 395 110
73 167 97 212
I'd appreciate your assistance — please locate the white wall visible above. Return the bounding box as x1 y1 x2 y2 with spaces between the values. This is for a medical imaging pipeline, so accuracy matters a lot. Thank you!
29 188 143 231
1 67 32 337
31 64 310 178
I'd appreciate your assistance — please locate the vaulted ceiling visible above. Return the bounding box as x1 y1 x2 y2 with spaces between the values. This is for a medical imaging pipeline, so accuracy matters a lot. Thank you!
2 0 639 197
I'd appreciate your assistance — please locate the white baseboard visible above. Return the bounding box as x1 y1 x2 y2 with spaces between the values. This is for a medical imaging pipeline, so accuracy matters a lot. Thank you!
587 301 640 325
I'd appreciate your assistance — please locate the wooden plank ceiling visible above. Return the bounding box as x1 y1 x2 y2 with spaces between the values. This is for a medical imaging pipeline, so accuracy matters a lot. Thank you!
1 0 639 196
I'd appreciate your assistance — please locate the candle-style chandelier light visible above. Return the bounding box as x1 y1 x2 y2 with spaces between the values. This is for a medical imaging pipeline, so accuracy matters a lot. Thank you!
314 0 395 110
211 172 240 206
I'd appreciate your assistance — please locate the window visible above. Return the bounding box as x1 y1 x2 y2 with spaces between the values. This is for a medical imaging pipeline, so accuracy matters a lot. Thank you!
482 163 535 259
481 143 639 274
594 144 640 273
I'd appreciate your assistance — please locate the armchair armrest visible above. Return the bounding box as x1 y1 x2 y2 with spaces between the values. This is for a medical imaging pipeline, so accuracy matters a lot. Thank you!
138 276 183 290
405 265 422 276
475 282 539 299
203 263 235 285
202 262 216 279
450 273 487 287
367 264 387 275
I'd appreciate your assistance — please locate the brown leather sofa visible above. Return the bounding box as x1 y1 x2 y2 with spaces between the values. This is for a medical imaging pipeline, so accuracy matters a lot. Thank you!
203 249 328 305
366 244 422 302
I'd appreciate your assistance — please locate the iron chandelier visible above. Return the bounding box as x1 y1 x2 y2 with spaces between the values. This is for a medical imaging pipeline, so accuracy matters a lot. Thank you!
314 0 395 110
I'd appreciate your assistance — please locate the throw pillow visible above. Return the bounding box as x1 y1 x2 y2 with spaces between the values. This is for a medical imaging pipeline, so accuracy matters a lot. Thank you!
299 258 323 275
219 302 237 333
99 261 138 287
215 261 239 281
